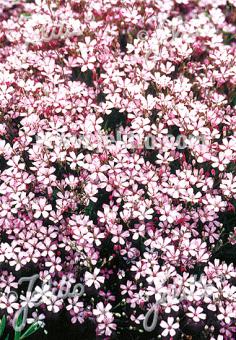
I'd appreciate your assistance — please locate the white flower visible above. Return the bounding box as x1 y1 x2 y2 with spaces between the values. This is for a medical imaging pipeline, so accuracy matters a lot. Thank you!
160 317 179 337
84 268 104 289
32 283 53 305
0 294 19 314
187 306 206 322
93 302 113 323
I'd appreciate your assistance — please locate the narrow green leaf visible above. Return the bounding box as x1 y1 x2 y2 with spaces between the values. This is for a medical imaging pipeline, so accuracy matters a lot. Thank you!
14 329 21 340
14 312 23 340
0 315 6 337
4 334 9 340
20 322 41 339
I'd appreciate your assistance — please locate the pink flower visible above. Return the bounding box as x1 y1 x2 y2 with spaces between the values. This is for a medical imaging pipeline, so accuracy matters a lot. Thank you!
187 306 206 322
97 315 117 336
77 49 96 72
0 294 19 314
32 198 52 219
93 302 113 323
84 268 105 289
211 150 233 171
160 317 179 337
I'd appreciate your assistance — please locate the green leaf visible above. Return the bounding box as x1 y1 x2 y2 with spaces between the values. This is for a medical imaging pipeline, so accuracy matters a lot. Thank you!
84 200 95 218
20 322 41 339
21 13 31 18
0 315 6 337
14 312 23 340
4 334 9 340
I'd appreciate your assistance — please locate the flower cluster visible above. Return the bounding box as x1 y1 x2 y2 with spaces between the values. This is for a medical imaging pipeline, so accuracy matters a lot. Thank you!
0 0 236 339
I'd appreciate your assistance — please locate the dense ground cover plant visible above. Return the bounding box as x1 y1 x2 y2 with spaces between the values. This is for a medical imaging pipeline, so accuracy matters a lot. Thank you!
0 0 236 339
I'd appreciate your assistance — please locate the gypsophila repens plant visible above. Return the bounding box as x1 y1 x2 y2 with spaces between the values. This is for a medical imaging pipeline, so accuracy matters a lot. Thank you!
0 0 236 339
